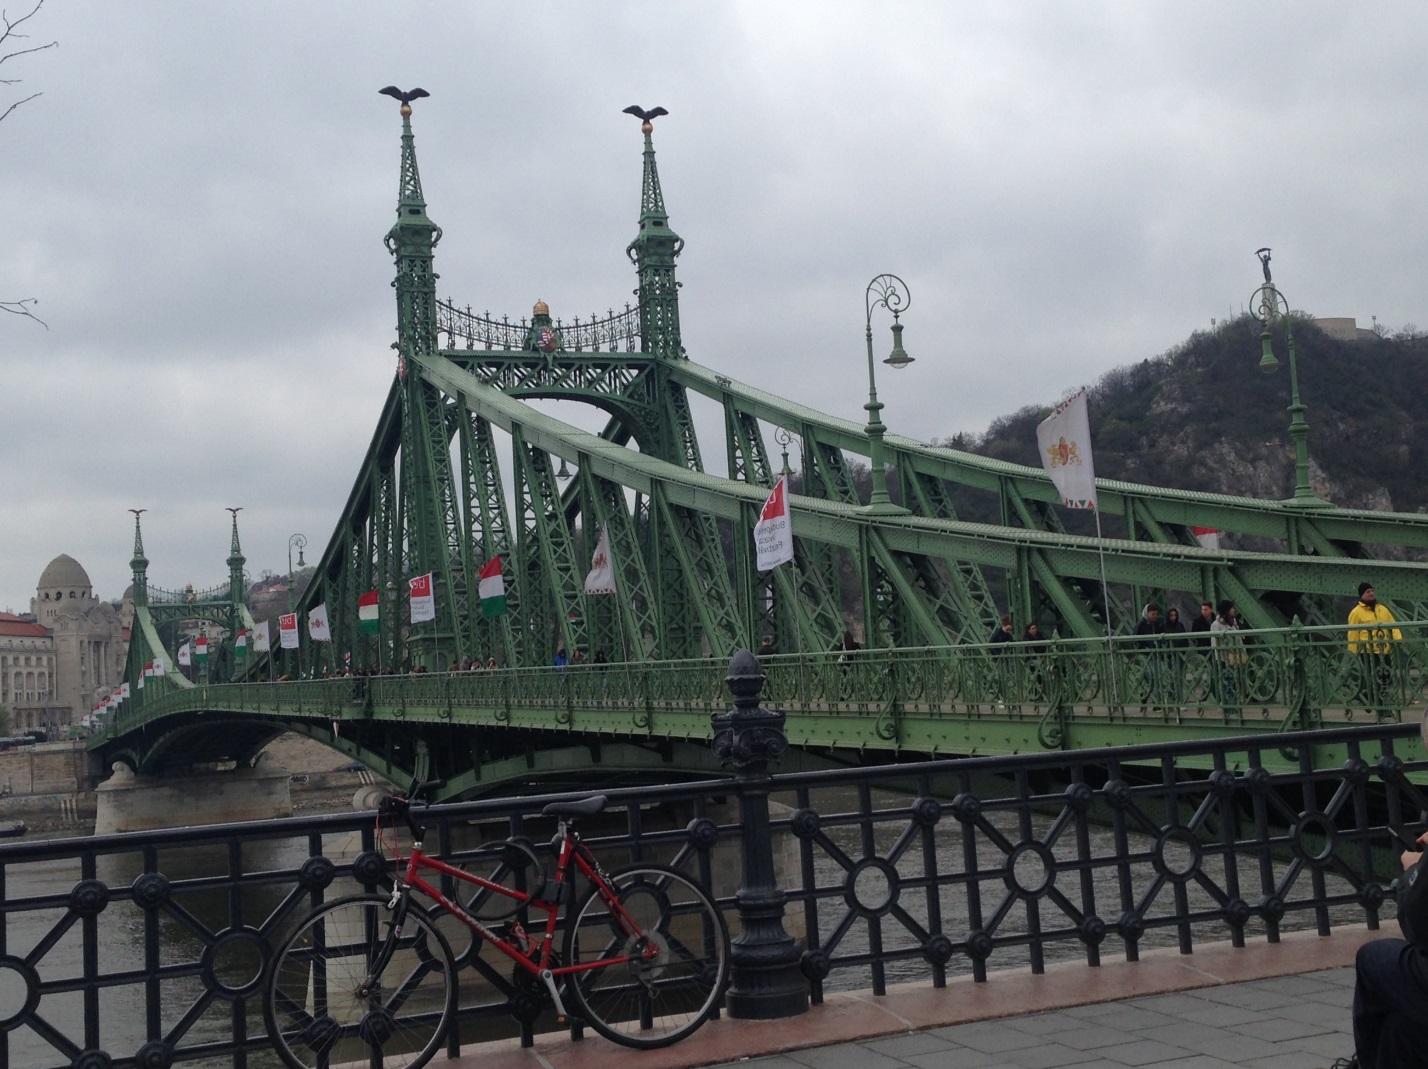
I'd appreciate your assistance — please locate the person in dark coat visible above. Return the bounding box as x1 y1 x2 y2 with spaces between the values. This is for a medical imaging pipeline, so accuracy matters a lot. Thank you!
1163 607 1187 641
1133 603 1166 642
988 615 1014 652
1347 831 1428 1067
1190 600 1215 650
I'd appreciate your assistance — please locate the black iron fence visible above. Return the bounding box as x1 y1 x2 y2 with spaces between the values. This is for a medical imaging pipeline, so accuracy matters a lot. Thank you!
4 655 1427 1067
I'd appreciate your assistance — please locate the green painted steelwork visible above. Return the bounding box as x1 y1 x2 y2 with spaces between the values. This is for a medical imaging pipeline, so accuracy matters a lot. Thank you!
100 95 1428 788
95 620 1428 796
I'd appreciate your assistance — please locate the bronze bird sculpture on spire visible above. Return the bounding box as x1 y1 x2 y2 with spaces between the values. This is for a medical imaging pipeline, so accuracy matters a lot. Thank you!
622 104 668 133
380 86 430 105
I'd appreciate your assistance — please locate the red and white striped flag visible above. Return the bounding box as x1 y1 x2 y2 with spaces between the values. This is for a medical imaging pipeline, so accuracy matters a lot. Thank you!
1192 526 1220 550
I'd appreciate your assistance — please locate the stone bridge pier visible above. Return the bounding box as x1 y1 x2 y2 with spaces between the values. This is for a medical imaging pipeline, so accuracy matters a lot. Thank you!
94 753 292 834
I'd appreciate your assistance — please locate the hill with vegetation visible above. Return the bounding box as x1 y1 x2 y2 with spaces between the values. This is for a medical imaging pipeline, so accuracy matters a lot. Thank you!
942 316 1428 519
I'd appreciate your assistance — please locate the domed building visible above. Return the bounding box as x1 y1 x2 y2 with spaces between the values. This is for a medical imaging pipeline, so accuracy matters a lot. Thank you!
2 554 130 732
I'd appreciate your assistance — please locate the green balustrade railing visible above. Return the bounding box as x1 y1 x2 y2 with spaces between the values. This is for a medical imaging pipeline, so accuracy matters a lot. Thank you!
92 620 1428 753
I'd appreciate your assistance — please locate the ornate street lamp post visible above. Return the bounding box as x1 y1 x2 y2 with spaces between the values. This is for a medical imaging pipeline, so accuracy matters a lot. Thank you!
287 533 307 611
862 274 913 513
773 426 797 480
1251 249 1330 508
285 533 307 677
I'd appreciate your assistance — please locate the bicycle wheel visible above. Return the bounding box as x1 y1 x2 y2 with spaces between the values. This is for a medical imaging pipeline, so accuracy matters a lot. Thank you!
563 864 729 1049
264 894 456 1069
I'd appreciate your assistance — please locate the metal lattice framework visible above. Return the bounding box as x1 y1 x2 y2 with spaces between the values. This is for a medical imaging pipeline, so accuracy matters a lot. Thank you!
116 510 257 713
94 99 1428 787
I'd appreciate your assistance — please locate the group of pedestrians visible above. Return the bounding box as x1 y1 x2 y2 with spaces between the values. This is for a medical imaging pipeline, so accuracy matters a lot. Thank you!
552 644 610 668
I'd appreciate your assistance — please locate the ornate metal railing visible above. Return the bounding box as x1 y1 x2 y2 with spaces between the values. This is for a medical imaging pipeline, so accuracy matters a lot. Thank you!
436 299 642 353
98 621 1428 748
9 700 1427 1067
145 577 244 606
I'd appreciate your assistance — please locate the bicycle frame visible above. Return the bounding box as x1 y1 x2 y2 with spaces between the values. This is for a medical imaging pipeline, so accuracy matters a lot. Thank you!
388 823 657 987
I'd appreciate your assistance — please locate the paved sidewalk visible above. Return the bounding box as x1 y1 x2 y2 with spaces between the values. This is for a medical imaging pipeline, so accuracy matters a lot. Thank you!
704 968 1357 1069
447 926 1373 1069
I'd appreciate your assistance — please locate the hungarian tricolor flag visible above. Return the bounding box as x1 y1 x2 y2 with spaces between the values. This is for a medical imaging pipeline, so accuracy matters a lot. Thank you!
478 557 507 617
195 635 209 664
235 628 249 661
358 590 380 634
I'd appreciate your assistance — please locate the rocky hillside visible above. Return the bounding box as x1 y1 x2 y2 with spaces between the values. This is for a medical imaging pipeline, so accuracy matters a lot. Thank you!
943 316 1428 516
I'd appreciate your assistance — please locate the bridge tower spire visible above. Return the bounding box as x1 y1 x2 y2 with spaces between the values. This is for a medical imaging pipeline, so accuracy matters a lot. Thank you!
625 108 684 361
381 86 467 669
128 508 149 608
385 89 441 361
226 506 245 607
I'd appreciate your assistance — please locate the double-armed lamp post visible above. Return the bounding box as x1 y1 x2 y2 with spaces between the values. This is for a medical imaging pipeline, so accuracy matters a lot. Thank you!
1251 248 1330 508
862 274 914 514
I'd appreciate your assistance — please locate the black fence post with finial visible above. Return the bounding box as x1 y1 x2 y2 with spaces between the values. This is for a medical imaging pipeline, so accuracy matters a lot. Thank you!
710 649 809 1019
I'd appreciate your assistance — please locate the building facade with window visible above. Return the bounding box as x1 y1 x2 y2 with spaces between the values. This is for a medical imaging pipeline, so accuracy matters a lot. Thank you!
0 555 131 733
0 613 58 731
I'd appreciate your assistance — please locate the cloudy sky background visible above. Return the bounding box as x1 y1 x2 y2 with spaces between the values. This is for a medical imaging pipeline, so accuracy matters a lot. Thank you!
4 2 1426 610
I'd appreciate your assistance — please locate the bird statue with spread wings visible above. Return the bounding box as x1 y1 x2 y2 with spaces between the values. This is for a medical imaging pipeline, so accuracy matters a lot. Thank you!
622 104 668 133
379 86 430 116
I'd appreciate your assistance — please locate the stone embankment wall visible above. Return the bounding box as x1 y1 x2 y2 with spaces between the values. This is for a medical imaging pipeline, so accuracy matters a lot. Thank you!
0 741 96 832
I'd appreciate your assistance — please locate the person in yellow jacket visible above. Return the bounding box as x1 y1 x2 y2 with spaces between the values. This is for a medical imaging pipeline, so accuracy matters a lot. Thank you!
1348 582 1401 711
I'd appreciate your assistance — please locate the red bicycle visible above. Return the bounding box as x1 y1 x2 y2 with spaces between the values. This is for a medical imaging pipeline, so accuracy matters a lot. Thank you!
263 785 730 1068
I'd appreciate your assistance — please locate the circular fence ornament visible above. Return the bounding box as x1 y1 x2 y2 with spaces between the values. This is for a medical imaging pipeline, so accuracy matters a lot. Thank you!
352 849 390 887
0 956 39 1032
800 948 832 981
68 879 110 918
134 1040 175 1069
130 872 171 911
201 928 268 997
298 856 336 892
922 933 954 965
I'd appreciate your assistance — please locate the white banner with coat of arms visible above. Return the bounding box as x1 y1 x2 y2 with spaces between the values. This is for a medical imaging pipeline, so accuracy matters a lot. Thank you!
1036 389 1098 510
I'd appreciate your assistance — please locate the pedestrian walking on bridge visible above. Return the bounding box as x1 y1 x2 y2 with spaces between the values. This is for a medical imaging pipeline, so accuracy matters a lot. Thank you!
1348 583 1401 714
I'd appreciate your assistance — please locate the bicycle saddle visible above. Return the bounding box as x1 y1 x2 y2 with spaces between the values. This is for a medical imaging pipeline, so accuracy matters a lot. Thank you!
541 794 607 818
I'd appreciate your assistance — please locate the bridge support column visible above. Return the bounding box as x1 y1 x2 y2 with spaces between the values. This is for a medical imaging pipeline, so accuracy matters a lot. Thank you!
94 754 292 834
711 650 809 1019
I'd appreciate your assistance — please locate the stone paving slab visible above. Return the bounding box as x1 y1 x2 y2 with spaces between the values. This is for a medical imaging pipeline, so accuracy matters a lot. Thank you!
440 926 1372 1069
698 971 1356 1068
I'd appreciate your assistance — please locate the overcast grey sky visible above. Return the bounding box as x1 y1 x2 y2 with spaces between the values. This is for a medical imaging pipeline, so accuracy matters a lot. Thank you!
4 2 1426 611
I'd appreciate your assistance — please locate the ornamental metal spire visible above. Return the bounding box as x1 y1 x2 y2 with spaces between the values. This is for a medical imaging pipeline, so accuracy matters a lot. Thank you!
226 507 245 590
623 105 685 360
383 85 441 363
128 508 148 607
380 86 465 667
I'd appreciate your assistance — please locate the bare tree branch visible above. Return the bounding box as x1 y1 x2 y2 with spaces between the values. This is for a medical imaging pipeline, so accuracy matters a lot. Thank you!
0 0 56 125
0 88 37 123
2 2 51 326
1 298 47 328
0 38 57 66
1 1 49 44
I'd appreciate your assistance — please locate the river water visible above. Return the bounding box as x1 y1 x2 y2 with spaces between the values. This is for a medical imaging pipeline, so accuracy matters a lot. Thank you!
0 780 1383 1068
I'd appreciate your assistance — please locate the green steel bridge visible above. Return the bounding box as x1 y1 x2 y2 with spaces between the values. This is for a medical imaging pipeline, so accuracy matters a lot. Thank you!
92 96 1428 796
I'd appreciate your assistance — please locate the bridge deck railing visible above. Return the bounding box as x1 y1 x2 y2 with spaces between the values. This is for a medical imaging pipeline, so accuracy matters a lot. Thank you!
95 620 1428 746
7 720 1425 1068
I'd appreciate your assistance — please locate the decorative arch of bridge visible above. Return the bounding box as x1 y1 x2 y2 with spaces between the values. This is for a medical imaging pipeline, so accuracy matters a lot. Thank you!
95 96 1428 787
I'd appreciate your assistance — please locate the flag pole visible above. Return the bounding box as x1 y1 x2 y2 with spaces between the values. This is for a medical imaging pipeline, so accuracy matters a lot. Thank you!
1093 508 1121 711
